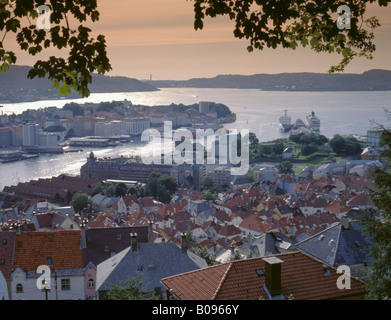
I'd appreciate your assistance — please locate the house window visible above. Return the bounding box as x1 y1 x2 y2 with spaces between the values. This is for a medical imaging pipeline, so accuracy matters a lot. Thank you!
88 279 95 289
17 240 22 247
47 258 52 266
2 239 6 245
49 237 53 242
0 259 5 265
16 284 23 293
61 279 71 291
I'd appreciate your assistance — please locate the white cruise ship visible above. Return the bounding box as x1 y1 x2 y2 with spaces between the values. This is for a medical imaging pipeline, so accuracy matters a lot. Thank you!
279 110 292 132
306 111 321 131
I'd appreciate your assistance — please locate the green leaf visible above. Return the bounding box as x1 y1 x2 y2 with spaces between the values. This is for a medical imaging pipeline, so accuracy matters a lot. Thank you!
59 85 71 96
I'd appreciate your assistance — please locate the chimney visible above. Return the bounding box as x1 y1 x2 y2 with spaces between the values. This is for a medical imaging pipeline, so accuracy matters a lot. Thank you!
341 215 349 230
181 233 187 253
248 232 253 246
131 232 138 251
148 220 154 243
290 223 297 238
263 256 283 298
80 219 88 249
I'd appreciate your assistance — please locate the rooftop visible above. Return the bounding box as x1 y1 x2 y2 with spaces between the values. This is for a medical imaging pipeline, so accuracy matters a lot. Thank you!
161 251 366 300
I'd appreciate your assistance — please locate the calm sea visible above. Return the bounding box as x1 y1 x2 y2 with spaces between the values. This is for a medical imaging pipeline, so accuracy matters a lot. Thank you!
1 88 390 189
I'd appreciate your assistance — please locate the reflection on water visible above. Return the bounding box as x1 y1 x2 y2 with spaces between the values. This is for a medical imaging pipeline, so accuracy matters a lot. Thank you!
1 88 390 189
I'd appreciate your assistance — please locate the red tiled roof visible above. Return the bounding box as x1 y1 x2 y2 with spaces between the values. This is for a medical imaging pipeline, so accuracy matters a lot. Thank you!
162 251 366 300
13 230 84 271
324 200 350 213
88 213 117 228
0 231 16 279
239 214 273 234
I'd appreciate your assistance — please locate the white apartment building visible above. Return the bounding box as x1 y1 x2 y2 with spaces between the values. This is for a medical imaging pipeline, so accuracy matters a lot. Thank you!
94 121 126 137
124 117 150 135
39 132 59 147
22 123 40 146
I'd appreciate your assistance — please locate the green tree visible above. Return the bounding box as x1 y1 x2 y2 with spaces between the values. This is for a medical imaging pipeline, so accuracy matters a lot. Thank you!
190 245 218 266
272 141 285 156
201 175 215 191
106 275 159 300
229 249 243 261
104 185 116 198
278 160 294 174
92 183 105 196
361 125 391 299
62 102 84 116
329 134 362 156
192 0 384 72
0 1 111 97
127 186 139 197
70 193 91 213
249 132 259 147
202 191 217 201
301 143 318 156
146 172 177 203
115 182 128 197
243 170 256 183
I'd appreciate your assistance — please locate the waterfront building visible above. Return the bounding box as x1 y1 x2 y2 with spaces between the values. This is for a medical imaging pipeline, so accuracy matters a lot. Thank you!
22 123 39 146
94 121 126 138
39 132 58 147
68 137 111 147
124 117 150 135
10 125 23 146
119 160 174 183
0 127 12 146
80 152 121 180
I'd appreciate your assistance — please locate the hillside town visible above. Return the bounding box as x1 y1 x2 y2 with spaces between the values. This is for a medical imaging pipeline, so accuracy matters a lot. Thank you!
0 115 383 299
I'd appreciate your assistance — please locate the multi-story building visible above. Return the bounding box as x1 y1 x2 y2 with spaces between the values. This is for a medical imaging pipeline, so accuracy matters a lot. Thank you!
209 166 232 188
10 125 23 146
124 117 150 135
22 123 39 146
80 152 121 180
39 132 58 147
94 121 126 137
0 127 12 146
119 160 174 183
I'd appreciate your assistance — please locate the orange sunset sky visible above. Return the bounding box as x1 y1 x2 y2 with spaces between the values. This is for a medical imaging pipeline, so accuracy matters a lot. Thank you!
8 0 391 80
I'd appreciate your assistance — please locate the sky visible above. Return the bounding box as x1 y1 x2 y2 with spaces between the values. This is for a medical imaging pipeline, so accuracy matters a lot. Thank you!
8 0 391 80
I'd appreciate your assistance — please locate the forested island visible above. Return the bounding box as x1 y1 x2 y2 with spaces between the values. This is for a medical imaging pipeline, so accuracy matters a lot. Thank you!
144 69 391 91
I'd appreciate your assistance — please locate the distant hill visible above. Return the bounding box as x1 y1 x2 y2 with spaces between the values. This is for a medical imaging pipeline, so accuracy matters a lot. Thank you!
0 65 158 103
143 69 391 91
